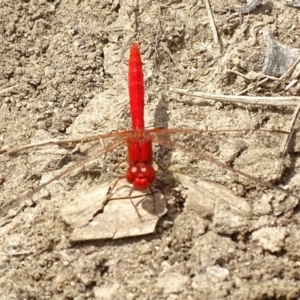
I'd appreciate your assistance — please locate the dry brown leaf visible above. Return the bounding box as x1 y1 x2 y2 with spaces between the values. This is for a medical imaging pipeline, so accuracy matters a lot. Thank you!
60 179 167 241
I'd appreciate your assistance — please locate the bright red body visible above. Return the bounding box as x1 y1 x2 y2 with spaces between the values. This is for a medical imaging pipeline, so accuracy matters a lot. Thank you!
125 43 156 190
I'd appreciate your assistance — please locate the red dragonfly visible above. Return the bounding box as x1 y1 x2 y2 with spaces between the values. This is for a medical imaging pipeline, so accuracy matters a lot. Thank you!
0 43 292 216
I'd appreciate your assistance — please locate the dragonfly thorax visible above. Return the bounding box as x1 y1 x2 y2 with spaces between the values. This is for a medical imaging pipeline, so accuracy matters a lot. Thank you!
126 132 155 190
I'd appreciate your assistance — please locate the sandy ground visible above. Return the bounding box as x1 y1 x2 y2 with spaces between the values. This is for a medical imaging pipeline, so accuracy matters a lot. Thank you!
1 0 300 299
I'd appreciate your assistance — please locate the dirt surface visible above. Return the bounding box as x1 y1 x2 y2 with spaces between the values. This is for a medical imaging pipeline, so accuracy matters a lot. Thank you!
1 0 300 299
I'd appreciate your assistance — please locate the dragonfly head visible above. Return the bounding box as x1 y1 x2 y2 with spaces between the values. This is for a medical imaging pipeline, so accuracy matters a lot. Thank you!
126 163 156 190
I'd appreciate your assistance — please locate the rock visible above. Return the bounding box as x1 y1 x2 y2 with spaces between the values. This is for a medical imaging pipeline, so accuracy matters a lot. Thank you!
251 227 287 253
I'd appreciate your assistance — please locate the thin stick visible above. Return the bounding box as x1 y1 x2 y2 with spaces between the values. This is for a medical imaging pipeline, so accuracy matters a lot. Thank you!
227 0 262 21
171 88 300 106
160 42 185 73
0 85 29 95
226 69 279 82
204 0 220 45
280 105 300 155
237 77 269 95
279 57 300 81
0 250 33 257
96 27 124 33
237 57 300 95
250 22 264 46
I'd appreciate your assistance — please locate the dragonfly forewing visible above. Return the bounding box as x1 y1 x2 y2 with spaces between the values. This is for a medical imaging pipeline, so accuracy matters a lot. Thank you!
0 138 128 217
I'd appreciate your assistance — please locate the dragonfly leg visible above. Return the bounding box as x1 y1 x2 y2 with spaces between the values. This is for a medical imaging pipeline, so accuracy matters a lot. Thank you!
127 185 166 221
112 159 127 172
153 157 166 171
128 188 143 221
105 177 164 221
148 186 157 215
104 176 144 221
104 176 125 206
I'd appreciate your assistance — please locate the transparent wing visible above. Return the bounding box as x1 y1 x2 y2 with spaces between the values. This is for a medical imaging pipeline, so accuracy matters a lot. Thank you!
150 128 293 198
0 130 131 155
0 135 128 217
150 128 288 153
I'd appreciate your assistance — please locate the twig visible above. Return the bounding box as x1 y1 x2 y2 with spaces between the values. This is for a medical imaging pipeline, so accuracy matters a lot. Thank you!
280 105 300 155
228 0 262 21
204 0 220 45
0 85 29 96
96 27 124 33
227 57 300 95
237 77 269 95
160 42 185 73
0 250 33 257
250 22 264 45
171 88 300 106
283 58 300 80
